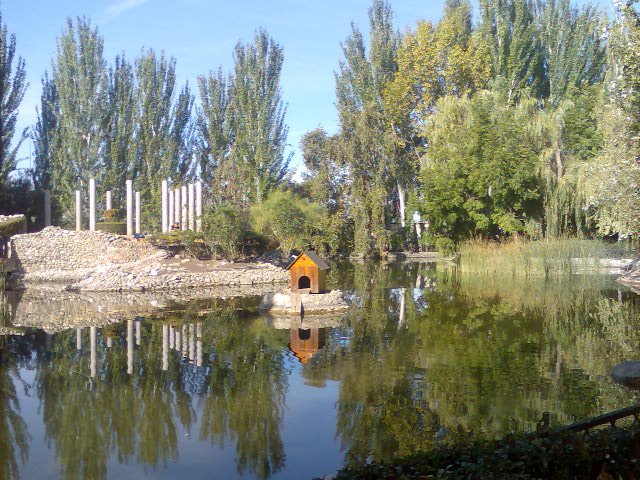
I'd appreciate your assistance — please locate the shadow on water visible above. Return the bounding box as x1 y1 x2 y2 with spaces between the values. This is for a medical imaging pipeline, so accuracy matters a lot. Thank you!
0 261 639 478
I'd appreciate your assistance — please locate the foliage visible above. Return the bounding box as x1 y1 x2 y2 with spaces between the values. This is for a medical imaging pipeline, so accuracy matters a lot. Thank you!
0 9 27 193
0 215 26 239
334 425 640 479
421 91 542 239
95 222 126 235
201 203 247 259
250 190 325 256
102 208 123 222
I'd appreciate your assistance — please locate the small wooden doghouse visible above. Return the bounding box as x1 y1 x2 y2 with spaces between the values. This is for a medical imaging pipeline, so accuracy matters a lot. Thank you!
286 251 329 293
289 328 326 364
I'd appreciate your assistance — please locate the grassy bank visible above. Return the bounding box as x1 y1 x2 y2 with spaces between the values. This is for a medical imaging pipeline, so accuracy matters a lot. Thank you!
334 424 640 479
457 238 633 277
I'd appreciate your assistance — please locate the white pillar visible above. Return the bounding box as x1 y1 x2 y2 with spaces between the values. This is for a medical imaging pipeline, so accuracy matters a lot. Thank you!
188 183 195 231
189 323 195 362
107 337 112 348
195 181 203 232
127 319 134 375
169 325 175 349
135 319 141 346
175 327 181 351
106 191 112 210
126 180 133 236
161 180 168 233
135 191 141 234
196 322 202 367
181 185 188 231
76 327 82 350
168 186 174 229
90 326 97 379
162 324 169 371
175 188 181 230
75 190 82 231
181 324 187 357
89 178 96 231
44 190 51 227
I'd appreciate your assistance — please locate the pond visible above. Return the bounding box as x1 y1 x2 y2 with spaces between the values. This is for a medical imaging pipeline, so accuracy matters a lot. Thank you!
1 261 639 479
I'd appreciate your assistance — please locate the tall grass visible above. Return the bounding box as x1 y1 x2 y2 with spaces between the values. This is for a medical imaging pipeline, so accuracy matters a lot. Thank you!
457 237 634 277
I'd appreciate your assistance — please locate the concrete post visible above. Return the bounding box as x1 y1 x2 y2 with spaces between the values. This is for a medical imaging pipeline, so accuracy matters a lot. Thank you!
135 191 141 234
106 191 112 210
44 190 51 227
169 325 175 349
89 178 96 231
162 324 169 371
90 326 97 378
168 186 174 229
75 190 82 231
188 183 195 231
181 185 188 231
135 318 141 346
161 180 168 233
126 180 133 236
195 181 203 232
196 322 203 367
76 327 82 350
127 319 134 375
175 188 181 230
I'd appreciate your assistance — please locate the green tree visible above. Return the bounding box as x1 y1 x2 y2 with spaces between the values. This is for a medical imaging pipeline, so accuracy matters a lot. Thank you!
0 9 27 192
31 73 57 193
227 29 290 205
50 17 107 212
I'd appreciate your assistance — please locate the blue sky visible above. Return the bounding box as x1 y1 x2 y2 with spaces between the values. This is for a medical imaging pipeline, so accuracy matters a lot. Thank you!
4 0 613 174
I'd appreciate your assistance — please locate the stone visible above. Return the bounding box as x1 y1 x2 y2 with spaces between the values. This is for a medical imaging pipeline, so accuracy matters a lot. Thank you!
611 361 640 388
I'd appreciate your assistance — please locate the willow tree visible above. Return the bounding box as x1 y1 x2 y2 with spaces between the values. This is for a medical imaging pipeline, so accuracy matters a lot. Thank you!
335 0 398 255
0 9 27 191
51 17 107 207
227 29 290 205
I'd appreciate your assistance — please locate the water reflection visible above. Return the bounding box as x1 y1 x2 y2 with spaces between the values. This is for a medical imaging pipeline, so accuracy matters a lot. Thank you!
0 262 639 478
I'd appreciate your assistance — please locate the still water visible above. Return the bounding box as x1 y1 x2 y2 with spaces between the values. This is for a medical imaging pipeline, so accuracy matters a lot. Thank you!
1 262 639 479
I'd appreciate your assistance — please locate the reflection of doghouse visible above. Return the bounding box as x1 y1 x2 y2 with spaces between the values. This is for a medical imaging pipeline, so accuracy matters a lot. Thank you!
286 251 329 294
289 328 326 364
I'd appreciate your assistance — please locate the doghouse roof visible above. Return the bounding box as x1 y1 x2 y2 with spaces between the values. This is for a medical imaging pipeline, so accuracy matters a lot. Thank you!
286 251 330 271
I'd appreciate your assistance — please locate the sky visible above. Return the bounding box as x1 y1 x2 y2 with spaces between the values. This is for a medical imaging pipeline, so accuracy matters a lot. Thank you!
3 0 613 175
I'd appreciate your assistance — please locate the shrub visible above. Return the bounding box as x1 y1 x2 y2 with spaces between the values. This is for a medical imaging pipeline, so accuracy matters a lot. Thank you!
202 204 247 259
104 209 124 222
250 190 326 257
95 222 126 235
0 216 26 239
434 237 457 256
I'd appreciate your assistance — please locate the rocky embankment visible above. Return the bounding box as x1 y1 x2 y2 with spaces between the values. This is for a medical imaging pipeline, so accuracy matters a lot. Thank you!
8 227 288 292
617 259 640 291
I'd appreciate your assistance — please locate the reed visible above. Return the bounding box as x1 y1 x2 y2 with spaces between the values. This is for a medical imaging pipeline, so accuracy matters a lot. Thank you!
457 237 633 277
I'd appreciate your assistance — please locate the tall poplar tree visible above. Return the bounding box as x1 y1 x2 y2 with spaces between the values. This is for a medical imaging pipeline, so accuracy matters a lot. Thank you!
0 10 27 190
51 17 107 203
335 0 398 255
103 54 135 205
31 74 57 192
227 29 290 205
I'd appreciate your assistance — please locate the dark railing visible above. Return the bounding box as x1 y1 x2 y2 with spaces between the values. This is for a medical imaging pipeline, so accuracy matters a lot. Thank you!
539 404 640 433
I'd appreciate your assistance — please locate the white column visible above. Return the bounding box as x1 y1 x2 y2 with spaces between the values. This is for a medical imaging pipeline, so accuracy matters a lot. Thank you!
90 326 97 379
135 319 141 346
175 188 181 230
181 324 187 357
169 325 175 349
168 186 174 229
44 190 51 227
175 327 181 351
195 181 203 232
162 324 169 371
127 319 134 375
76 327 82 350
89 178 96 231
126 180 133 236
196 322 203 367
135 191 141 234
189 323 195 362
106 190 112 210
188 183 195 231
181 185 188 231
161 180 168 233
107 337 112 348
75 190 82 231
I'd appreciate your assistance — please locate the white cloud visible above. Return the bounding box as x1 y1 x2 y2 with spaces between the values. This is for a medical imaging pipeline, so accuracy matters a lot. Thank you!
99 0 151 23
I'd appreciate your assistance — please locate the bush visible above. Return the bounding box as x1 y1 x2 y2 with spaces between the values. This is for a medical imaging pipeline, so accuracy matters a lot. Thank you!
0 216 27 239
250 190 326 257
95 222 126 235
104 209 124 222
434 236 457 256
335 426 640 479
202 204 247 259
